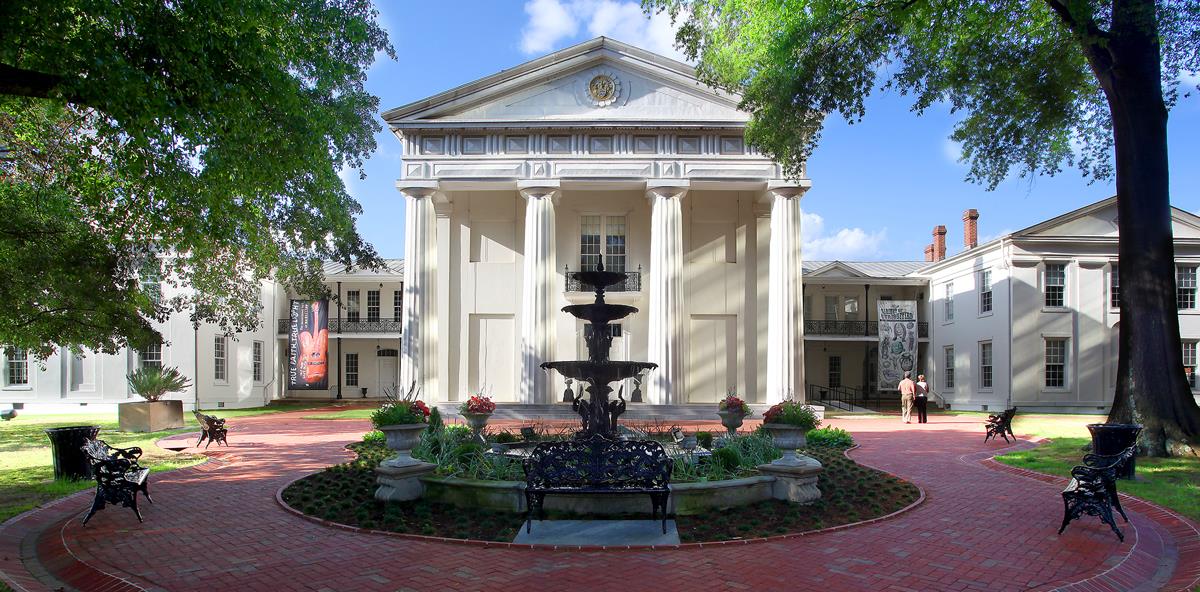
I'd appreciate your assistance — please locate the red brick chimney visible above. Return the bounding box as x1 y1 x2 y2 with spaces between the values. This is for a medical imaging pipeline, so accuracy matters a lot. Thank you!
963 209 979 250
924 244 935 262
933 225 947 262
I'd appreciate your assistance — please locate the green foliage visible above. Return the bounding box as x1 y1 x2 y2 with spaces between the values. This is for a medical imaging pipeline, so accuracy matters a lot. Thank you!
126 366 191 402
711 446 742 472
696 431 714 450
763 401 822 430
493 430 519 444
361 430 385 446
806 426 855 448
428 407 444 432
371 404 427 428
0 1 395 357
652 0 1197 188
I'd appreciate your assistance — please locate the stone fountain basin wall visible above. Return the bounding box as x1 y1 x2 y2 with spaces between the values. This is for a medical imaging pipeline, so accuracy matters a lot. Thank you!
420 475 777 516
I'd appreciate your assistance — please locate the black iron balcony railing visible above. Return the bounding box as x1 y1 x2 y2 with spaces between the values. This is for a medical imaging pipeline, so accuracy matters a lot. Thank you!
564 267 642 293
804 320 929 338
277 318 403 334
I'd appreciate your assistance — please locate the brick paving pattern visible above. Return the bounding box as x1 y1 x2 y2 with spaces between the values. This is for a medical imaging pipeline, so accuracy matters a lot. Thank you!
2 410 1196 592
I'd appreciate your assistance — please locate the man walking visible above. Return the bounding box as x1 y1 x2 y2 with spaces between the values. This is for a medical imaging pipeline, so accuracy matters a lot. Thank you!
899 371 916 424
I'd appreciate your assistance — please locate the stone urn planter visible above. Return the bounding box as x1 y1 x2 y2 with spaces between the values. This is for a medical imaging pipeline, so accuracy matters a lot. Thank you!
379 423 427 468
760 423 809 465
462 412 492 445
118 400 184 433
717 409 748 437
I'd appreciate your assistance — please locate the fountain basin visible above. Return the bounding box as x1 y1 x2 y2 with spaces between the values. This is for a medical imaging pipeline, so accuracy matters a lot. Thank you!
561 303 638 324
541 360 657 383
570 269 629 290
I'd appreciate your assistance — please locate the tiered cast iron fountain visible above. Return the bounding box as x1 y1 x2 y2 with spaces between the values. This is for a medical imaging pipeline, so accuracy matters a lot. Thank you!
542 260 656 438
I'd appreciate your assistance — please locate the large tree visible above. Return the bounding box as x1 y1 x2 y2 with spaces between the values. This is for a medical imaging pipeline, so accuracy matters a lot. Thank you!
651 0 1200 456
0 0 392 358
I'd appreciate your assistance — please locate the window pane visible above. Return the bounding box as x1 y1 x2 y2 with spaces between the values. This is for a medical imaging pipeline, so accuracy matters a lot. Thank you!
213 337 226 381
345 353 359 386
1045 264 1066 307
979 270 992 313
828 356 841 388
139 344 163 370
6 348 28 385
944 347 955 388
346 291 360 322
1184 342 1197 389
605 215 626 273
253 341 264 382
367 290 380 322
1111 267 1120 309
980 342 993 389
945 282 954 321
580 215 601 271
1177 266 1196 310
1045 338 1066 388
394 291 402 321
824 296 838 320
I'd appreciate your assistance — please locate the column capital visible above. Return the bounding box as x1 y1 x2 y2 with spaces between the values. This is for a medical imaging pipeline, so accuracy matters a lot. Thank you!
646 179 690 201
766 180 812 200
517 179 560 201
396 180 439 199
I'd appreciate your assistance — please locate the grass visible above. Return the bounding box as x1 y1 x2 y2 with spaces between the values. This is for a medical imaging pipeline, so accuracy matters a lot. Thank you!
303 408 378 420
995 414 1200 521
0 401 333 523
281 439 920 543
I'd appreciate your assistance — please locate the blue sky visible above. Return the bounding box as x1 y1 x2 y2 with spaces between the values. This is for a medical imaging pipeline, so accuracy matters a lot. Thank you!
345 0 1200 262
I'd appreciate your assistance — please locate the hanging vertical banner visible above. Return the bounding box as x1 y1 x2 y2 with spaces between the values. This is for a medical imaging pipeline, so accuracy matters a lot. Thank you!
877 300 918 389
289 300 329 390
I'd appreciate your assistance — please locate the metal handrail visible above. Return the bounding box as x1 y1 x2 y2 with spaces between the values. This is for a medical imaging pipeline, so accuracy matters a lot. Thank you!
564 269 642 292
807 383 866 411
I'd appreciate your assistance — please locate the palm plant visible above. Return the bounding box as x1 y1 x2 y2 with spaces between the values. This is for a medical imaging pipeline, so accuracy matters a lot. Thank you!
127 366 192 402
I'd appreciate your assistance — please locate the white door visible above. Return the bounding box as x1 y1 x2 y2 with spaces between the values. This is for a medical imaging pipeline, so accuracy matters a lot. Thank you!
377 354 398 396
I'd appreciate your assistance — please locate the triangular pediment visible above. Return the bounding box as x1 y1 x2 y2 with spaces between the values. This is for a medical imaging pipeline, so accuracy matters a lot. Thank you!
383 37 747 126
1015 197 1200 240
807 262 866 278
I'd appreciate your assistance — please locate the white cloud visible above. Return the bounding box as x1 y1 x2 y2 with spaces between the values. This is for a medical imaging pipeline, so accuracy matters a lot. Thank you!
943 138 963 165
519 0 687 62
521 0 579 54
801 211 888 260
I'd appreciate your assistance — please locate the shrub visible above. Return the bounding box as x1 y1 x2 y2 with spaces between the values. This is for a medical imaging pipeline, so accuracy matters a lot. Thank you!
127 366 191 402
806 426 854 448
362 430 385 445
718 392 751 415
460 394 496 414
762 401 821 430
696 431 714 450
711 447 742 472
428 407 444 432
372 381 432 428
493 430 519 444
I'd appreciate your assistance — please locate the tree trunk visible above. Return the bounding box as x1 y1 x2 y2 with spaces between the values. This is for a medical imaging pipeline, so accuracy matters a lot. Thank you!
1095 0 1200 456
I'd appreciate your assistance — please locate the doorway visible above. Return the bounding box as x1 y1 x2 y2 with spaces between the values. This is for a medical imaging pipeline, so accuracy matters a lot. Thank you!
377 348 398 396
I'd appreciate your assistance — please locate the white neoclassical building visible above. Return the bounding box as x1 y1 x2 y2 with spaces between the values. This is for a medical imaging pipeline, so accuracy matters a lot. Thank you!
383 37 809 408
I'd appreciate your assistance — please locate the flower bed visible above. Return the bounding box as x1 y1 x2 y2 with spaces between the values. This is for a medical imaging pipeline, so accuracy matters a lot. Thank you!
281 434 920 543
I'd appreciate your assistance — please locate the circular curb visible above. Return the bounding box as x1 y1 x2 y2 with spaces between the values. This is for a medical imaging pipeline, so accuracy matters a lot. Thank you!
272 443 928 552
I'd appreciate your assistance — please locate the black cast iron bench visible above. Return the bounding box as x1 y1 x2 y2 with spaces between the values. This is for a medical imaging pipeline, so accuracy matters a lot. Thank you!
523 437 673 534
984 407 1017 443
81 439 153 525
1058 446 1135 541
193 410 228 448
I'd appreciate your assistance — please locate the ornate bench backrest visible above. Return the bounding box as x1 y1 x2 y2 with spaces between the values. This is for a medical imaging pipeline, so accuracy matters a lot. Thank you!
193 411 213 430
82 439 114 463
524 438 672 490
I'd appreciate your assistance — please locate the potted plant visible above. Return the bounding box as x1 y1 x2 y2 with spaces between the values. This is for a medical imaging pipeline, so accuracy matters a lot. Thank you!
760 400 821 464
459 393 496 445
119 366 190 432
372 382 431 467
717 391 752 437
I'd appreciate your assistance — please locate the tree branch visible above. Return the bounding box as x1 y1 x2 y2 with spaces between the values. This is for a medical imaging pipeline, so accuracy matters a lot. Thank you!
1043 0 1115 82
0 63 72 101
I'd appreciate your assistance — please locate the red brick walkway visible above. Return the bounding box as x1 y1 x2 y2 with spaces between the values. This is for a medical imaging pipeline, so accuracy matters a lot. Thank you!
2 411 1197 592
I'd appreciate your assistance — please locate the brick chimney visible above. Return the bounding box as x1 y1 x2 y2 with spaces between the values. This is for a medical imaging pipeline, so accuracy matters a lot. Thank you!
933 225 947 262
963 209 980 250
924 244 935 262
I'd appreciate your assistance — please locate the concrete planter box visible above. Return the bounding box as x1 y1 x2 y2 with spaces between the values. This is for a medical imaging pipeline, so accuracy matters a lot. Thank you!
420 474 777 516
118 400 184 433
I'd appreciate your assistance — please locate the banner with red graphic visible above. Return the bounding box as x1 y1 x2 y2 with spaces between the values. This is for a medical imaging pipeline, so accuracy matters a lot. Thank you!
288 300 329 390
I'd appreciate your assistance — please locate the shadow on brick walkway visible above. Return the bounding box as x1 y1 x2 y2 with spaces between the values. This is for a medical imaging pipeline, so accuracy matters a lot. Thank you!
2 410 1197 592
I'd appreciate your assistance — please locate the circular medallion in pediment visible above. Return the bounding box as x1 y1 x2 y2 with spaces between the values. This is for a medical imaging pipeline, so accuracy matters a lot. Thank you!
586 72 622 107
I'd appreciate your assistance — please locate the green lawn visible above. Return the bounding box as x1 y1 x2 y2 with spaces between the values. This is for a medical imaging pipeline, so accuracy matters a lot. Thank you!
0 401 333 523
302 407 378 420
996 414 1200 521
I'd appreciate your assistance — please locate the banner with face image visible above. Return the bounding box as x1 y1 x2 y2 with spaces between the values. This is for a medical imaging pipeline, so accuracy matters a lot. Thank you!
288 299 329 390
877 301 918 390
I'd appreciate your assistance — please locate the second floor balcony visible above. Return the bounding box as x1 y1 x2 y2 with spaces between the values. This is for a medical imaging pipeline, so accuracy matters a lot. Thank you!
805 320 929 339
278 318 402 334
564 266 642 293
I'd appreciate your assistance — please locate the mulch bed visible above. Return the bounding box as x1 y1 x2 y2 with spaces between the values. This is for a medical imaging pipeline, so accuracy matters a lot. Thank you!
280 442 920 544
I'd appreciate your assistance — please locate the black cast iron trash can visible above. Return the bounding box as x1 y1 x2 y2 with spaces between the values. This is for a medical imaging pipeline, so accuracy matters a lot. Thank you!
1087 423 1143 480
44 425 101 481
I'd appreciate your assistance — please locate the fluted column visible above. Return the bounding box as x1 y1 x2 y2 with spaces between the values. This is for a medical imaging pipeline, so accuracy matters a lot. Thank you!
398 183 438 401
646 181 689 405
518 181 559 405
766 183 808 403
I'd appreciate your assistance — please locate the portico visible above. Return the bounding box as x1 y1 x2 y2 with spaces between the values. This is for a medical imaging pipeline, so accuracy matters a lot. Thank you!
386 37 811 407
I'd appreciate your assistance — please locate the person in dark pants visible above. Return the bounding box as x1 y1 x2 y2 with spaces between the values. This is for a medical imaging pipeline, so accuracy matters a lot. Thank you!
914 374 929 424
